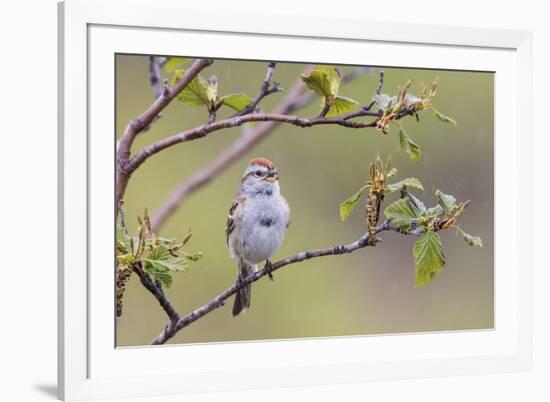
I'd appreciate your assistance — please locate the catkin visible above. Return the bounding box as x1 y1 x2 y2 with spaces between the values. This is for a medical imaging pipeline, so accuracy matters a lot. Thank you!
116 264 133 317
366 190 379 244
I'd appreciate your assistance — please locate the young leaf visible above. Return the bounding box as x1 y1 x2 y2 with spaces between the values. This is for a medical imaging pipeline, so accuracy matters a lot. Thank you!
454 226 483 248
413 232 445 287
222 93 253 112
116 225 131 253
143 257 188 273
325 95 359 117
408 193 427 213
153 270 173 288
173 70 210 107
463 233 483 248
435 189 456 211
398 124 422 161
386 177 424 193
422 205 444 219
300 66 340 98
372 93 397 111
163 57 189 73
205 80 218 104
117 253 135 266
384 198 420 229
403 93 423 108
386 167 398 178
317 65 341 96
433 108 457 126
339 184 370 221
180 230 193 246
143 244 189 273
183 251 204 262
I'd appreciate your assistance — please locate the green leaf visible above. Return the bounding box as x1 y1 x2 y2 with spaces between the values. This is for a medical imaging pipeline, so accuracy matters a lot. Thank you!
408 193 427 213
339 184 370 221
156 236 177 244
372 93 397 111
435 189 456 211
143 257 188 273
301 66 340 98
116 225 131 252
325 96 359 117
433 108 457 126
143 244 189 273
422 205 444 219
413 232 445 287
386 177 424 193
384 198 420 229
163 57 189 73
222 93 253 112
173 69 210 107
117 253 135 265
462 232 483 248
455 227 483 248
386 167 398 178
183 251 204 262
398 124 422 162
180 230 193 246
206 81 218 104
153 271 173 288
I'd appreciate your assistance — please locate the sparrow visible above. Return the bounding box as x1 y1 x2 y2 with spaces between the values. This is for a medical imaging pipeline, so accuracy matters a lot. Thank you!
226 158 290 316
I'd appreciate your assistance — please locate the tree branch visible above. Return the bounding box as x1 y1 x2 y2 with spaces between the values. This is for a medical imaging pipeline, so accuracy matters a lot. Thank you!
116 58 214 210
150 67 374 231
132 263 180 322
148 220 416 345
148 56 163 99
125 98 400 178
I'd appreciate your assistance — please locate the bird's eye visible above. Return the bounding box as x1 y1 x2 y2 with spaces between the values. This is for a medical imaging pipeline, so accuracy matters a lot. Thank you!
254 170 263 177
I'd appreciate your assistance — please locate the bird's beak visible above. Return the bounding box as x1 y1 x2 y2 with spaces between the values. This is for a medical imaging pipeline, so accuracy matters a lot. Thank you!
265 169 279 182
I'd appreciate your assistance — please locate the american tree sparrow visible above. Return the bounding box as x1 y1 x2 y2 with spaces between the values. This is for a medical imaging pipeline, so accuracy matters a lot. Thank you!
226 158 290 316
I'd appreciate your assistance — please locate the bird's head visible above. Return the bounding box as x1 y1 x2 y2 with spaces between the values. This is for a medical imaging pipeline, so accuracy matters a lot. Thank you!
240 157 280 195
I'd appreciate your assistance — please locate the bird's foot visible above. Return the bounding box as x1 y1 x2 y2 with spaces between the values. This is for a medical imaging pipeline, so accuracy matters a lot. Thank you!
265 259 274 281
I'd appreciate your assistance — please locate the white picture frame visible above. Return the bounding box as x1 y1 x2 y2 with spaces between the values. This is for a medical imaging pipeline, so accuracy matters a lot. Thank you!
58 0 533 400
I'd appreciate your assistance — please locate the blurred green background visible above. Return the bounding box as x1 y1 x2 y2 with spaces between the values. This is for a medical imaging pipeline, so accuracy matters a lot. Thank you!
115 55 494 347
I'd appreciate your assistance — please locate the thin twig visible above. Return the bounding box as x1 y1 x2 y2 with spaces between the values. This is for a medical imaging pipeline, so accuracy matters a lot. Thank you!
234 62 281 117
376 70 384 95
117 200 127 233
318 98 331 117
207 111 217 124
342 105 380 121
148 56 163 99
149 220 418 345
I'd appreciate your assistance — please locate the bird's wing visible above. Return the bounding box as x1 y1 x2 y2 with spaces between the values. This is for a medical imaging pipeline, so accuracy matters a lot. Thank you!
226 196 245 246
284 197 291 228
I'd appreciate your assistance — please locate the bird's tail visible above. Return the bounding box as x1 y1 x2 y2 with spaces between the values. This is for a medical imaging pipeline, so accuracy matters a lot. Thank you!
232 260 255 317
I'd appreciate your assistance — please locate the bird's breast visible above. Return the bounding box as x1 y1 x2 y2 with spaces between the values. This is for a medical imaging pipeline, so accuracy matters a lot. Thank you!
238 195 289 264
